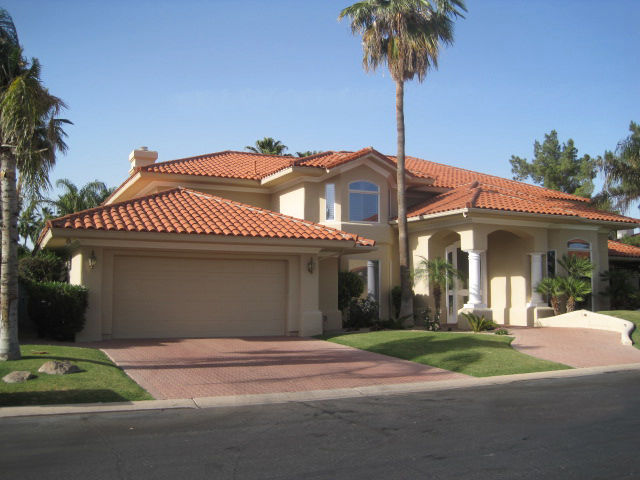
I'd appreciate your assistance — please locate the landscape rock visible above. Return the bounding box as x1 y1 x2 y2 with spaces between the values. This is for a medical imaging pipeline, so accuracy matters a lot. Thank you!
38 360 81 375
3 370 35 383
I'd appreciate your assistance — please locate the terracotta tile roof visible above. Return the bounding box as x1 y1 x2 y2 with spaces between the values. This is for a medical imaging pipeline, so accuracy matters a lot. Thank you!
140 150 298 180
608 240 640 258
122 147 638 226
44 188 374 247
407 181 639 224
136 147 425 181
401 156 588 202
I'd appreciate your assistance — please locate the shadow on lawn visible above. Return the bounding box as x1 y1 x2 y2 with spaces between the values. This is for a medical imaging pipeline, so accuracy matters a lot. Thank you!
0 389 128 407
354 333 514 372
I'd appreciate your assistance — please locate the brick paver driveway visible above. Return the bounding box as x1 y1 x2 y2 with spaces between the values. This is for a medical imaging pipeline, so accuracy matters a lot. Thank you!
100 337 464 399
510 327 640 368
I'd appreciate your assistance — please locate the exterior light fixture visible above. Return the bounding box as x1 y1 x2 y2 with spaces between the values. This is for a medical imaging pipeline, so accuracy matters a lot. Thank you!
307 257 315 274
88 250 97 270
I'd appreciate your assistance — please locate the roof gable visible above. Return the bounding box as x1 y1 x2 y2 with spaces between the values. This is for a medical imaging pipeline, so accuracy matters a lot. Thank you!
42 188 374 247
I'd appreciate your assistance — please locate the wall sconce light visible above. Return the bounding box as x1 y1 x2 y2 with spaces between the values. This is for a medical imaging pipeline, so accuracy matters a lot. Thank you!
307 257 315 274
88 250 97 270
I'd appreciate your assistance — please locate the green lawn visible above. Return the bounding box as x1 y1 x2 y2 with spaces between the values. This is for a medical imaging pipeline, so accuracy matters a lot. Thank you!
0 344 152 407
599 310 640 349
323 330 570 377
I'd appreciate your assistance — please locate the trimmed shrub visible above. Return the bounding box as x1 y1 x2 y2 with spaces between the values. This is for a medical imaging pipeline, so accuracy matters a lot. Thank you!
345 297 379 329
19 250 68 283
24 281 88 341
338 271 364 311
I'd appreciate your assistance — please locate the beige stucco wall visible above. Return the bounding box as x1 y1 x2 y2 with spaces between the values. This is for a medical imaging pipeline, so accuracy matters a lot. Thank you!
487 230 531 325
274 185 306 219
319 257 341 330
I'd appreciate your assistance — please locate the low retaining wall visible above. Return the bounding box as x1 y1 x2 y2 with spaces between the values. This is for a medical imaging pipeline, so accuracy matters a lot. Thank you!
535 310 635 346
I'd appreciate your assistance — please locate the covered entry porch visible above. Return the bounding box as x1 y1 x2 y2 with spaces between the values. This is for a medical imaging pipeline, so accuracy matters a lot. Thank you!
410 214 610 328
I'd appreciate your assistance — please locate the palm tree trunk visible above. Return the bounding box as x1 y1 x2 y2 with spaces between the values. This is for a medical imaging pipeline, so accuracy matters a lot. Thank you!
566 297 576 313
433 285 441 322
396 79 413 325
551 296 560 316
0 150 20 360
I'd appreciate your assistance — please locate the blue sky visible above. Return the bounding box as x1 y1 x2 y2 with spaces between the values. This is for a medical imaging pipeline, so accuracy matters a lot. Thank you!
7 0 640 198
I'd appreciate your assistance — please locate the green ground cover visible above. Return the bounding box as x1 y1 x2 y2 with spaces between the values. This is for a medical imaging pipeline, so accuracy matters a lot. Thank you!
323 330 570 377
0 344 152 407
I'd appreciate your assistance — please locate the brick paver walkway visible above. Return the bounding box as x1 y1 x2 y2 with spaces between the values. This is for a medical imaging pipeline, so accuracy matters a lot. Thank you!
100 337 464 399
510 327 640 368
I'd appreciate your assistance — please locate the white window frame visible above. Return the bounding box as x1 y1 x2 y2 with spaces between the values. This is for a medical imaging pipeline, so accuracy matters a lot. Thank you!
348 180 380 223
325 183 335 221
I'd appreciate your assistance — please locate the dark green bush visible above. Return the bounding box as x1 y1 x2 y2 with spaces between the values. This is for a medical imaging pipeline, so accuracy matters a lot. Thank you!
345 297 379 329
338 271 364 311
24 281 88 341
19 250 68 283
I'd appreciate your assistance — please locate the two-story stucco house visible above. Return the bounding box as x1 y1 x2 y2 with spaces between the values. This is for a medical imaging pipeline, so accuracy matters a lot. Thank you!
37 147 639 341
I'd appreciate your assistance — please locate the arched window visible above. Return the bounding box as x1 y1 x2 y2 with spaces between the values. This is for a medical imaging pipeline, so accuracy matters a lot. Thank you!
349 181 379 222
567 239 591 259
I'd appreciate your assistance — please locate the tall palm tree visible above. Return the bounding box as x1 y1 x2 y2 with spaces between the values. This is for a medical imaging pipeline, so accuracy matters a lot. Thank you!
245 137 289 155
414 256 461 321
0 9 69 360
44 178 113 216
600 121 640 213
340 0 466 323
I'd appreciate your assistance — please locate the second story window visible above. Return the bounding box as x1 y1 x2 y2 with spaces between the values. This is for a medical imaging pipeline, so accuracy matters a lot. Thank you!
349 181 379 222
325 183 335 221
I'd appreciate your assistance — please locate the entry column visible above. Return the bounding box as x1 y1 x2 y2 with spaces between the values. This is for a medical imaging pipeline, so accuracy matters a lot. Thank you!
463 249 486 309
527 252 546 307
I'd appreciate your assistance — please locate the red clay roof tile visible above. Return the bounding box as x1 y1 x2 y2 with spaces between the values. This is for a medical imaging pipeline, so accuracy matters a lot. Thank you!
120 148 639 226
45 188 375 247
608 240 640 258
406 182 639 224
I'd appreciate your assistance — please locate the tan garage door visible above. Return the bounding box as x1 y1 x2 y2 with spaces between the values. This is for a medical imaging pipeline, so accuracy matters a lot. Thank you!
112 255 287 338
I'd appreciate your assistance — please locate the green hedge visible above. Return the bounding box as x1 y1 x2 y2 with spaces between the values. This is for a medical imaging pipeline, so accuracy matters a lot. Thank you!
24 281 88 341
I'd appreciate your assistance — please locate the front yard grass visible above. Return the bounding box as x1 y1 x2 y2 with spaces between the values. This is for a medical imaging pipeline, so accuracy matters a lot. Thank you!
323 330 570 377
0 344 152 407
599 311 640 349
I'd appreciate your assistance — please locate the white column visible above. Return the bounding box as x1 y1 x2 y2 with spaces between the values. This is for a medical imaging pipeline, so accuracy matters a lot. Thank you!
464 250 486 309
367 260 376 298
527 252 545 307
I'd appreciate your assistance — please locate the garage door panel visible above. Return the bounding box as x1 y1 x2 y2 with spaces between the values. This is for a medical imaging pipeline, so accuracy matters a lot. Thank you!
113 256 286 338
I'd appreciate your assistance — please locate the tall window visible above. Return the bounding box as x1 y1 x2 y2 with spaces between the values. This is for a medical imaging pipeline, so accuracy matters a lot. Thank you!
325 183 335 221
349 181 379 222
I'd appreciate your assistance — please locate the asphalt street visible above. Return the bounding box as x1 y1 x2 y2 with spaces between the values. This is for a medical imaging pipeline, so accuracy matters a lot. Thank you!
1 370 639 480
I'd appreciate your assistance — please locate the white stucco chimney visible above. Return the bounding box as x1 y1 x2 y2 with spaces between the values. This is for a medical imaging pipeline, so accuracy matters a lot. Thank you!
129 146 158 173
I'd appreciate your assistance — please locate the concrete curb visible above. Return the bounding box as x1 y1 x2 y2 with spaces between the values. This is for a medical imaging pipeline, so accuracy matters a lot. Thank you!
2 363 639 419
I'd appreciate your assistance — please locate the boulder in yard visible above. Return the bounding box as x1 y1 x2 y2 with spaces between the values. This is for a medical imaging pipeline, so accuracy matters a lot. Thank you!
38 360 81 375
3 371 35 383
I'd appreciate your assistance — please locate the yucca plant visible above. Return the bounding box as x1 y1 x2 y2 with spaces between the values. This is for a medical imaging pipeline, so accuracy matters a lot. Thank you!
460 312 496 333
535 277 563 315
558 276 592 312
558 254 593 279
